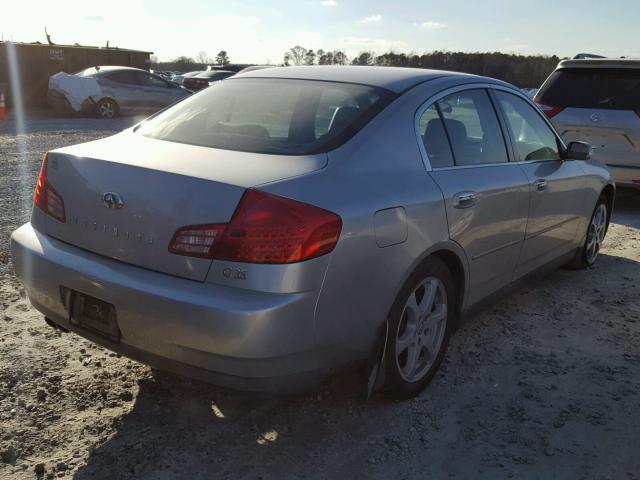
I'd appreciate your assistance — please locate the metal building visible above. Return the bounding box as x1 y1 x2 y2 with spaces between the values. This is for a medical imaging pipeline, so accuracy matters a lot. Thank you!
0 42 152 107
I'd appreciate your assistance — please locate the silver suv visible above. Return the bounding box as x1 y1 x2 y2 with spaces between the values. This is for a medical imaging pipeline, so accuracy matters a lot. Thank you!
535 58 640 187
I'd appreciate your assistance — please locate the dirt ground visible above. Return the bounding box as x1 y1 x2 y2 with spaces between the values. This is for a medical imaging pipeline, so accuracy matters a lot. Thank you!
1 116 639 480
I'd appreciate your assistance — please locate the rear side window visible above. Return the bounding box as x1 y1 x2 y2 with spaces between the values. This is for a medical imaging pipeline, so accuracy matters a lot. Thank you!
537 68 640 111
495 91 561 161
106 71 140 85
419 105 454 168
136 78 394 155
137 73 169 88
419 89 508 167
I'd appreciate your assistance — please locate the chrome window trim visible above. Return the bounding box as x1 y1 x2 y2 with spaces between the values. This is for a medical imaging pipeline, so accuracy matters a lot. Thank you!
414 82 567 171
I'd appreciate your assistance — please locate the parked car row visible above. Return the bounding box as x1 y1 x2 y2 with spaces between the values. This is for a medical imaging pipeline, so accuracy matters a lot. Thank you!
47 65 243 119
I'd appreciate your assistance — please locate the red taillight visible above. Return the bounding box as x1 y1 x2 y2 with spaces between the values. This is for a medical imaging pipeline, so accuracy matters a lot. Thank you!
34 153 66 222
533 98 564 119
169 190 342 264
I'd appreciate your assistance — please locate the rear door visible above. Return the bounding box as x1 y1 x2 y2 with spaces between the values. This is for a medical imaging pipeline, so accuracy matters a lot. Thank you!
101 71 144 111
134 72 178 109
420 88 530 304
536 67 640 184
494 90 587 277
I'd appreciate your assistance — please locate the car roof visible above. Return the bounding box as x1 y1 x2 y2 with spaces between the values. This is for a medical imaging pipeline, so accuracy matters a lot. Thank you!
557 58 640 70
195 70 234 78
92 66 147 73
233 65 491 93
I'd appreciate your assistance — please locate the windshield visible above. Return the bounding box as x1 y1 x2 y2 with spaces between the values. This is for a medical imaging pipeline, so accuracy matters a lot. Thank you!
136 78 395 155
537 68 640 111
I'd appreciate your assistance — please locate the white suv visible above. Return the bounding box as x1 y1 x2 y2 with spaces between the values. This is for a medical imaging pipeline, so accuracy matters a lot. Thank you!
535 58 640 188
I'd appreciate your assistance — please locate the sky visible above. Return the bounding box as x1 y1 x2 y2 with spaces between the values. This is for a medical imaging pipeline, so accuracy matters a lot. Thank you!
2 0 639 64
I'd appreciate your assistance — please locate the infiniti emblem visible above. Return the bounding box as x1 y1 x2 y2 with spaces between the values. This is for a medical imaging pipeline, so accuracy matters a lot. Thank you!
102 192 125 210
590 113 602 123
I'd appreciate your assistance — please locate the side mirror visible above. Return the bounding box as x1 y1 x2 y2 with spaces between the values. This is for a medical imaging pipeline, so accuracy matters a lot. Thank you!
566 141 592 160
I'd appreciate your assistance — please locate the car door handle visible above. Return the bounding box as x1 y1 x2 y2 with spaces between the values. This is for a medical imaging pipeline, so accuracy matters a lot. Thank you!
535 179 548 191
453 191 477 209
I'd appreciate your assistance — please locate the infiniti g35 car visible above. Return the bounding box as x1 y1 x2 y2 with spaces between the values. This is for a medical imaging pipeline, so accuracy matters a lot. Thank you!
12 66 614 397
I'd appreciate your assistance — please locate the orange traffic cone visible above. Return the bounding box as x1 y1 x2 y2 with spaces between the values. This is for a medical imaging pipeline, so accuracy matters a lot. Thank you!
0 93 6 122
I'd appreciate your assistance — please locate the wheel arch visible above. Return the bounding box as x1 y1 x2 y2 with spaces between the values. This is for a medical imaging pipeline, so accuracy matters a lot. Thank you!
388 242 469 325
95 96 120 116
600 183 615 230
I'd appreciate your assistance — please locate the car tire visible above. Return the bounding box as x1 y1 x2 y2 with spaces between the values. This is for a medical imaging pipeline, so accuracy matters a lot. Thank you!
568 195 609 269
95 98 119 119
383 257 456 398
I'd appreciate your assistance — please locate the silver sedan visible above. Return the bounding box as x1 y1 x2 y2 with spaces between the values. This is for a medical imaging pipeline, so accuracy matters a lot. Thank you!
12 66 614 397
50 66 191 118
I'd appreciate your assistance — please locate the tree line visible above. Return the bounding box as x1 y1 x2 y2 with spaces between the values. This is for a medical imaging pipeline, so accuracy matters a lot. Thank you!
283 46 561 87
152 50 231 72
151 46 562 88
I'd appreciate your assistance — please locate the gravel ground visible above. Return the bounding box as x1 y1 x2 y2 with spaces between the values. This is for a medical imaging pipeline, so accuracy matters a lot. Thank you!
1 116 639 480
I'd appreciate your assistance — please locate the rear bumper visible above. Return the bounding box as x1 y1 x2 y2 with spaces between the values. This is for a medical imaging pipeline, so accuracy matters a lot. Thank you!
10 223 340 392
608 164 640 188
47 89 95 116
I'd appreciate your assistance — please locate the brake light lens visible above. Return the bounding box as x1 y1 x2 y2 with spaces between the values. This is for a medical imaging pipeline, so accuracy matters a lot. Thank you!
169 190 342 264
34 153 66 222
533 98 564 119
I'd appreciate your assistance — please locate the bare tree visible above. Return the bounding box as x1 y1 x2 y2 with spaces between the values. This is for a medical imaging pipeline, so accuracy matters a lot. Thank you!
285 46 307 66
196 51 212 65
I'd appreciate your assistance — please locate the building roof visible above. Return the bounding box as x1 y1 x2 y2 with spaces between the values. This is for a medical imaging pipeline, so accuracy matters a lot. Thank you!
0 41 152 54
234 65 483 93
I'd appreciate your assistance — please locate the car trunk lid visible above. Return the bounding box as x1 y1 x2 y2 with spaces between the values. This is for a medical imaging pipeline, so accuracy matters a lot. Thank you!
43 131 327 281
553 108 640 167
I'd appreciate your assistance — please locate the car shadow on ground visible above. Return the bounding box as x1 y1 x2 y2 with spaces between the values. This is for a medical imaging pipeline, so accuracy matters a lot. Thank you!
72 251 640 480
612 187 640 228
73 366 368 479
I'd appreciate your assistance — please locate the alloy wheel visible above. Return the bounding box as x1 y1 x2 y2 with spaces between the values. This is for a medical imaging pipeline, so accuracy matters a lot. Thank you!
586 203 607 264
99 101 115 119
395 276 448 382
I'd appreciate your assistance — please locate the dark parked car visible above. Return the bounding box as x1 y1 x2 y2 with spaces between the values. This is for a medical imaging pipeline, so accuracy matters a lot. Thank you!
182 70 235 91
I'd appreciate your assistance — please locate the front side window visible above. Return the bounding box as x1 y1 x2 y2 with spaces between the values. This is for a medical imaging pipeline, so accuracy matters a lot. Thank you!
495 91 561 161
137 78 393 155
419 89 508 167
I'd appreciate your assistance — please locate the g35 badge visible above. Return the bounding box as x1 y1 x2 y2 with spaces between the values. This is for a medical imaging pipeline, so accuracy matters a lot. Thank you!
222 267 247 280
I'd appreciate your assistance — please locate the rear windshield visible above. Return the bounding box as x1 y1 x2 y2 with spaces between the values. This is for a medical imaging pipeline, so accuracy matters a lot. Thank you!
136 78 394 155
537 68 640 111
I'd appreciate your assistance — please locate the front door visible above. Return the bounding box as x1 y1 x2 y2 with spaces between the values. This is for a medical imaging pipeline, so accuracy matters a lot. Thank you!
493 91 587 278
420 89 530 305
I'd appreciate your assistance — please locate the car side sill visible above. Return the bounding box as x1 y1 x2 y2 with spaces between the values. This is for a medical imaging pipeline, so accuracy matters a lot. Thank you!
459 248 577 324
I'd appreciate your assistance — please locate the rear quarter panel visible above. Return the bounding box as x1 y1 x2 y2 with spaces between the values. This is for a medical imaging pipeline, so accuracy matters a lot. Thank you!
259 78 472 361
